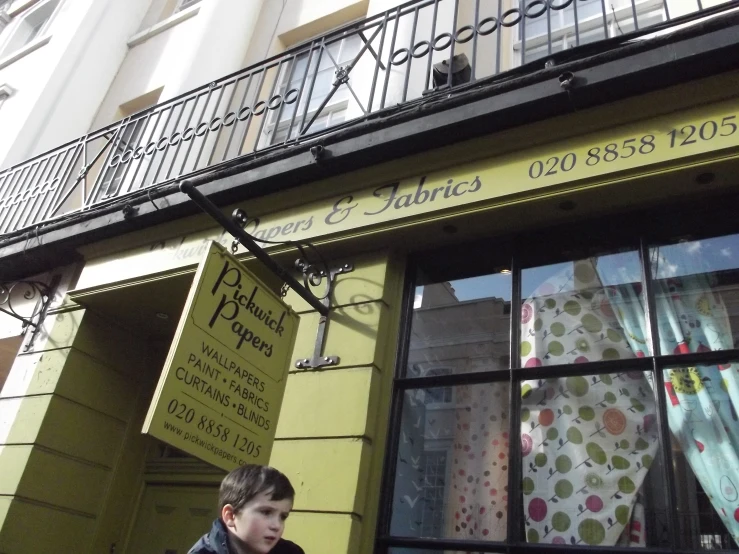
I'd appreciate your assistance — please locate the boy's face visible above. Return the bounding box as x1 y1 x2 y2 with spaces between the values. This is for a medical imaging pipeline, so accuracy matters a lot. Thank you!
222 491 293 554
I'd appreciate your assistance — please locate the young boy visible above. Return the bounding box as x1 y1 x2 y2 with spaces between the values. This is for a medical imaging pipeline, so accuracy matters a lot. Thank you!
189 464 305 554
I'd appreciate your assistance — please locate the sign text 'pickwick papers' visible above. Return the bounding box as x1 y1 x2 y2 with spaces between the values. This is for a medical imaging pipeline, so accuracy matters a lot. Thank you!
142 241 299 470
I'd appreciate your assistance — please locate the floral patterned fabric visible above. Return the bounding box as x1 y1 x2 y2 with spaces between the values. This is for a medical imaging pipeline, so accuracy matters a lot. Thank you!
609 253 739 547
520 259 659 546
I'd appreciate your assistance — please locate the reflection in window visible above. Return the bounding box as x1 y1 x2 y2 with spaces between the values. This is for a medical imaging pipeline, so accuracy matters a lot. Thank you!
519 0 666 63
650 234 739 356
408 274 511 377
521 251 647 368
666 361 739 550
390 383 510 541
266 34 361 145
387 231 739 552
519 233 739 548
521 371 666 547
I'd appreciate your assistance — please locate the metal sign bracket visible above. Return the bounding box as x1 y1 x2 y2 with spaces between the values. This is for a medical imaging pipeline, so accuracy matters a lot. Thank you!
179 181 354 372
294 261 353 370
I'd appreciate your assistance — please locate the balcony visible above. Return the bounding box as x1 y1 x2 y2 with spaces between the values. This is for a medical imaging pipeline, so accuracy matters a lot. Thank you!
0 0 736 242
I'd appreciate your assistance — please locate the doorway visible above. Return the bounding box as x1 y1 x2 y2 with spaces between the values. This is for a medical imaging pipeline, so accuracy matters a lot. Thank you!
126 484 219 554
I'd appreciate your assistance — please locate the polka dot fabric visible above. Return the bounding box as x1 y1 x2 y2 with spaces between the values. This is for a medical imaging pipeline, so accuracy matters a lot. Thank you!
520 259 658 546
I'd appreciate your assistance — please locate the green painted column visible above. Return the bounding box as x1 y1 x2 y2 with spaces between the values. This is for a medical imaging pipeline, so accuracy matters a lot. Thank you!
0 303 158 553
273 249 406 554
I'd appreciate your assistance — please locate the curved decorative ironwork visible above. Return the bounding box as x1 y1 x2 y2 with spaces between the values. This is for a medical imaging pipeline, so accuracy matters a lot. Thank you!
229 206 339 305
0 280 53 328
0 0 731 240
180 181 353 370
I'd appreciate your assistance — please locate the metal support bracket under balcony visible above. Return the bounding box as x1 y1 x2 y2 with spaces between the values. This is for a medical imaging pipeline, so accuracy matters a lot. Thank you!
0 275 61 351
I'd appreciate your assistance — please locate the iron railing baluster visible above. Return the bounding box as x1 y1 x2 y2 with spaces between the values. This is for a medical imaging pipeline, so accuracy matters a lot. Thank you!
85 120 129 206
15 158 49 231
447 0 460 88
125 111 156 190
0 165 32 234
425 0 440 90
39 144 78 222
224 73 255 155
368 14 390 111
401 8 419 103
178 90 211 176
298 39 325 135
47 144 85 217
152 103 185 183
236 68 268 154
207 79 240 164
117 114 151 195
285 45 317 143
270 55 299 147
0 0 728 237
380 8 401 109
471 0 480 81
255 60 289 151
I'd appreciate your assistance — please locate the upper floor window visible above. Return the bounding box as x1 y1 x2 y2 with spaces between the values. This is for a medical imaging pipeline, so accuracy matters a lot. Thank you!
174 0 201 13
264 33 362 146
0 0 61 59
0 83 14 110
518 0 666 63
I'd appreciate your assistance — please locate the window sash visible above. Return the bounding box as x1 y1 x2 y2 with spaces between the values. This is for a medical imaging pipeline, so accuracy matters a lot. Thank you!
377 224 739 552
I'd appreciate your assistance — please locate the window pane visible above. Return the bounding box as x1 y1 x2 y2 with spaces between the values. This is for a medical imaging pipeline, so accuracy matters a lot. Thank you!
521 371 668 547
521 251 648 368
408 273 511 377
649 233 739 356
664 361 739 550
390 383 510 540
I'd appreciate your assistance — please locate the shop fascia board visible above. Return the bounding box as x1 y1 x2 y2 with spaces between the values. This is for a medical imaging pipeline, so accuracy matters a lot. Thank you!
1 16 739 281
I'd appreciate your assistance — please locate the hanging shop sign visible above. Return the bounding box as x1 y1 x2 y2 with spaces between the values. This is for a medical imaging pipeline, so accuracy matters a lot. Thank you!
78 95 739 289
142 241 300 470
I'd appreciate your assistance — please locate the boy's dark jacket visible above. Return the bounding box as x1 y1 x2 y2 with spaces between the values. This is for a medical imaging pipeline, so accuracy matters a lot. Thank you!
188 518 305 554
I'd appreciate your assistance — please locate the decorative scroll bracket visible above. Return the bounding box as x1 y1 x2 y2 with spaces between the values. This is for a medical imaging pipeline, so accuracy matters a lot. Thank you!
179 181 353 371
0 275 61 352
294 261 353 370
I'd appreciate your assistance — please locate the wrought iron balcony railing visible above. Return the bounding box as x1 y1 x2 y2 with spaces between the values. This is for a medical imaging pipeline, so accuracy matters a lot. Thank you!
0 0 735 239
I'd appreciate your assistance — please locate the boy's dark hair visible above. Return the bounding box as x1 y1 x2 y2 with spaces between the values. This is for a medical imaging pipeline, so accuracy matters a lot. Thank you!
219 464 295 513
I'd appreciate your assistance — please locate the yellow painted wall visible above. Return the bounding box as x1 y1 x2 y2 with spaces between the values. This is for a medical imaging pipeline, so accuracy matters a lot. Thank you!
0 305 162 553
0 248 405 554
8 71 739 554
273 249 406 553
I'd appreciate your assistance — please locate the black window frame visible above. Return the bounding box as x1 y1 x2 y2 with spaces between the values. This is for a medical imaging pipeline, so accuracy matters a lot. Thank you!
375 195 739 554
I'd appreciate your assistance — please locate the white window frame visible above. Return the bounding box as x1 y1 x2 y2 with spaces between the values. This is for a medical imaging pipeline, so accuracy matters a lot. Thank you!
513 0 666 63
174 0 201 13
0 0 61 61
0 83 15 110
261 32 363 146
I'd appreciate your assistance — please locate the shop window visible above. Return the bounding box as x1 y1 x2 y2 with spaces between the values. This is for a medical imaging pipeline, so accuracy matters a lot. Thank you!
379 226 739 552
0 0 61 59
